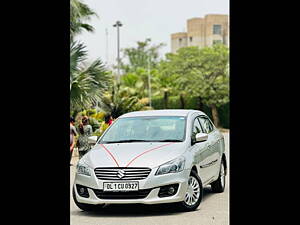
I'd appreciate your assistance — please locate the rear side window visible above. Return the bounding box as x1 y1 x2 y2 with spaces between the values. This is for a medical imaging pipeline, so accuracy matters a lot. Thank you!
198 117 214 133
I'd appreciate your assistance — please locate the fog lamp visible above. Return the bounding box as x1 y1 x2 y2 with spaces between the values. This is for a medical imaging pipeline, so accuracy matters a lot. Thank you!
158 184 179 197
76 184 90 198
79 187 85 194
168 187 175 195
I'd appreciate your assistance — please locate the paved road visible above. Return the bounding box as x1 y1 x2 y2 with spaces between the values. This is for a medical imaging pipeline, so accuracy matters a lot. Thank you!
70 132 229 225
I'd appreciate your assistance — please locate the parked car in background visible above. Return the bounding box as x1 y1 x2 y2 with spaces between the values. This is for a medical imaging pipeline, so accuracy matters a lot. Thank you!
73 110 227 211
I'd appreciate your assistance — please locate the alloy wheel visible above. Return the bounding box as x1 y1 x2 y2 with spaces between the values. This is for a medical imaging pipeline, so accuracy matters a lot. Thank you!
184 176 201 206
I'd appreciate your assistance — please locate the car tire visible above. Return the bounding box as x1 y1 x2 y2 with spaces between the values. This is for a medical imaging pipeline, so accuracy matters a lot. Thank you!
72 187 104 211
211 159 226 193
177 170 203 211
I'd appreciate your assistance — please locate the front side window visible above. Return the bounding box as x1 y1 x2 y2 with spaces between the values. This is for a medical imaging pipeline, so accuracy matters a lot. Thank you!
99 116 186 143
198 117 214 133
191 117 203 143
213 24 222 35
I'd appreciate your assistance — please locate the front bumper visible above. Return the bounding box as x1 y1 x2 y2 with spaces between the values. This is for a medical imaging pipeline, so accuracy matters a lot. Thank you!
73 168 190 205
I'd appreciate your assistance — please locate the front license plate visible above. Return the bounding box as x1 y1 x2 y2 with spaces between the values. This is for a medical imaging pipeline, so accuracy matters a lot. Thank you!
103 182 139 192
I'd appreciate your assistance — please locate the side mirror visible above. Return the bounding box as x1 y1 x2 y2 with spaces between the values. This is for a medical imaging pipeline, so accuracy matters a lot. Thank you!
88 136 98 144
195 133 208 143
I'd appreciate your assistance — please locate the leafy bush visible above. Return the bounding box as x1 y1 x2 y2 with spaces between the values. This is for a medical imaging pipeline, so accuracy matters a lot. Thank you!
93 112 105 120
86 109 97 116
93 129 102 137
88 117 100 131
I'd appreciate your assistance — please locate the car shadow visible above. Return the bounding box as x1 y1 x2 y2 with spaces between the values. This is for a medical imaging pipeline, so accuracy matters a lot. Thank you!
71 186 214 217
202 186 215 201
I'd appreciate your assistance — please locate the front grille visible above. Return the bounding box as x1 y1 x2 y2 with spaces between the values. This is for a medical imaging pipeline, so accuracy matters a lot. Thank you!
93 188 152 199
94 167 151 180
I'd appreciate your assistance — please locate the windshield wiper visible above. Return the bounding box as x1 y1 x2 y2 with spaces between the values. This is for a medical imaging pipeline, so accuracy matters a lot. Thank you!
102 139 152 144
102 139 183 144
153 139 183 142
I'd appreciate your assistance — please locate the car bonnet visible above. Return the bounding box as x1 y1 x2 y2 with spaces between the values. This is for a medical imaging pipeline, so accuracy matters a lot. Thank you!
84 142 187 169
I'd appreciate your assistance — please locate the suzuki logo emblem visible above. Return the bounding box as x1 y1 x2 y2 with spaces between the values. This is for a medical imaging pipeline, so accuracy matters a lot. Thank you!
117 169 125 179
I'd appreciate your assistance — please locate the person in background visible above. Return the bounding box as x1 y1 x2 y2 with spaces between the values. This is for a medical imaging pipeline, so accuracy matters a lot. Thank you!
100 114 114 135
108 115 114 125
77 116 93 159
70 117 78 165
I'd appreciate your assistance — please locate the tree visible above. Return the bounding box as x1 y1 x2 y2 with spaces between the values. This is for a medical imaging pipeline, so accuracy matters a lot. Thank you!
70 0 97 40
120 38 165 73
70 42 112 112
99 81 150 118
160 45 229 127
160 47 204 109
70 0 113 115
151 66 175 109
120 72 147 99
195 44 229 127
117 39 165 108
121 68 151 96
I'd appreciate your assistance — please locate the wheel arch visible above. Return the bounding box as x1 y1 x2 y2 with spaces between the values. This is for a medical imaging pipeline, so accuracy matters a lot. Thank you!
191 165 199 175
222 153 227 176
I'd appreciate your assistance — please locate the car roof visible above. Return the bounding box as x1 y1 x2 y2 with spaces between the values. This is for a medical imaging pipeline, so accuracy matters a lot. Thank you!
119 109 206 118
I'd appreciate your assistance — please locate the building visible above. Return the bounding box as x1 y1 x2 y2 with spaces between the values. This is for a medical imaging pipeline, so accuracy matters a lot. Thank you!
171 14 229 53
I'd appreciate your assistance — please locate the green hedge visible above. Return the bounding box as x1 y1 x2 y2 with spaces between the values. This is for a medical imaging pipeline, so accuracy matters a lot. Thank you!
152 96 229 128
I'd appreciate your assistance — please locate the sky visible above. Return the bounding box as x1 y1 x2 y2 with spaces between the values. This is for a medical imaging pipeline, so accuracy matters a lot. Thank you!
76 0 229 66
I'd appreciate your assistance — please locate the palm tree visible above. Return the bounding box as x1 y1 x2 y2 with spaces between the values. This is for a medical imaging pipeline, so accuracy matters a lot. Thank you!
70 42 112 112
152 65 175 109
120 71 148 98
70 0 97 40
99 81 150 118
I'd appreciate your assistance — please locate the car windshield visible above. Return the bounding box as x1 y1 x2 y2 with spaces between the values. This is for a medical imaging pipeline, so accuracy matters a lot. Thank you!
99 116 186 144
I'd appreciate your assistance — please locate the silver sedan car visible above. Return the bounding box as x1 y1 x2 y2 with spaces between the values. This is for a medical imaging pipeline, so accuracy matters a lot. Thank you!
73 109 227 211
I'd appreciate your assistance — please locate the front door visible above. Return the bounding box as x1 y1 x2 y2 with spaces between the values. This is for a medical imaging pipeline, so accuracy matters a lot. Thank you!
190 116 214 184
198 116 220 181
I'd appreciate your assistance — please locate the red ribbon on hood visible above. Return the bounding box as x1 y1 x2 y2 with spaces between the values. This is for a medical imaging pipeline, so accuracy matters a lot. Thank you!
100 142 175 167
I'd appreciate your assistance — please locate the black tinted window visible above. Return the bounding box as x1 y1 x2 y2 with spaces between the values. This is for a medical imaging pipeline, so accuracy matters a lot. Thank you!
191 117 203 143
198 117 214 133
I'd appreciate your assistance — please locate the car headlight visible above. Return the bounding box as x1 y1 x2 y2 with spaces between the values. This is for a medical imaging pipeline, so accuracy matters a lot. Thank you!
155 156 185 175
76 161 91 176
